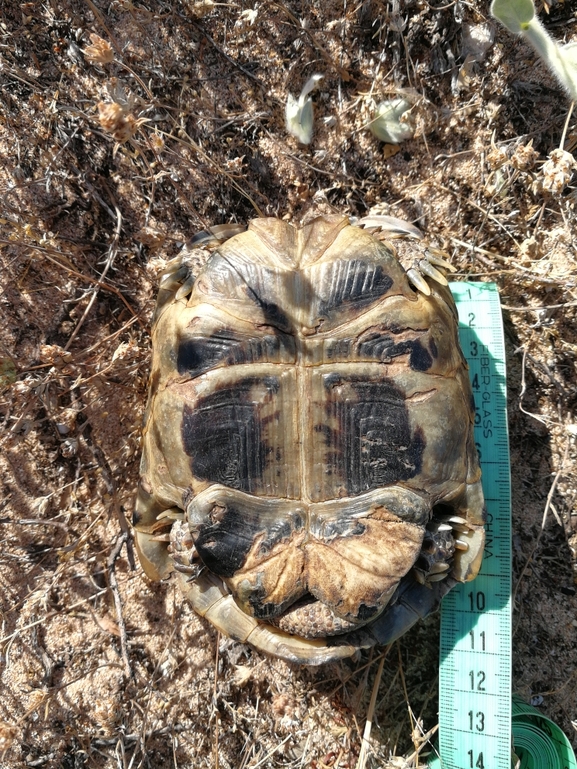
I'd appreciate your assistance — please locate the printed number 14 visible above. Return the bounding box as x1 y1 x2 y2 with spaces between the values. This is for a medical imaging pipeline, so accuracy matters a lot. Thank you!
468 750 484 768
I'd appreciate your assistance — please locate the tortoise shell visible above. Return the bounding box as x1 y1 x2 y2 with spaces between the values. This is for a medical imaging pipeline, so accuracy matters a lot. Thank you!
134 215 485 664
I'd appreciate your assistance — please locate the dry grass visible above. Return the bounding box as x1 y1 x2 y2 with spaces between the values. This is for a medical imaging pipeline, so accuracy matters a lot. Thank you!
1 1 576 767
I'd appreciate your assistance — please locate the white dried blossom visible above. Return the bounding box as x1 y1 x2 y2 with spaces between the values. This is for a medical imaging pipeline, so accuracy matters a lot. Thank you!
541 148 577 195
236 8 257 26
462 22 495 62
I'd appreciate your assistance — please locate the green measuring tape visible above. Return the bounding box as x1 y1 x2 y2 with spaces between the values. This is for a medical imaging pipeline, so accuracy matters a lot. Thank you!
427 282 577 769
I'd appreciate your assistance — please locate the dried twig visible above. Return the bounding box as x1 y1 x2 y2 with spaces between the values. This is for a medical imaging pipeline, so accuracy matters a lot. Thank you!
107 531 132 679
356 648 390 769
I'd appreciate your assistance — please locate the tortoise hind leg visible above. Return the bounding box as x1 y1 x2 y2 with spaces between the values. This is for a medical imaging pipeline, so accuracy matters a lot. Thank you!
331 574 457 649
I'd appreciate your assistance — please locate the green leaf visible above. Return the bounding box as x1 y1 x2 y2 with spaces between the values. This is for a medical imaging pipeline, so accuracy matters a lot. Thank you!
490 0 535 34
285 74 323 145
369 98 415 144
562 42 577 69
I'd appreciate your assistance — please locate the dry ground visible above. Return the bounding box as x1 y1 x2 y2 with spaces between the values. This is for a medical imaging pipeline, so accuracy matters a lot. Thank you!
1 1 576 767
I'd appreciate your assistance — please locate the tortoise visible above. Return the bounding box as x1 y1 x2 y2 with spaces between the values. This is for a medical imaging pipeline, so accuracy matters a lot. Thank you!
133 214 485 665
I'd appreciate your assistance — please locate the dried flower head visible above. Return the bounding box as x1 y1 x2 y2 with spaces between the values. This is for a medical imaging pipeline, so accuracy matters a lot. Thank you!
135 227 166 249
486 144 509 170
187 0 217 16
83 33 114 65
511 140 539 172
0 722 20 751
98 102 137 142
541 148 577 195
236 8 258 27
149 133 165 151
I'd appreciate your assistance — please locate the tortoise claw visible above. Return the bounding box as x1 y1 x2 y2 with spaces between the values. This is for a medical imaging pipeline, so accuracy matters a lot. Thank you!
406 267 431 295
417 258 449 286
356 214 423 240
159 264 190 289
356 215 455 296
425 247 456 272
406 249 455 296
154 260 196 321
153 224 247 321
189 223 246 247
175 275 195 300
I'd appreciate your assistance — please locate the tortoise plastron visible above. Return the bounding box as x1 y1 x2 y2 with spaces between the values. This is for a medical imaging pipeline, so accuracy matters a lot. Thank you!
134 215 485 664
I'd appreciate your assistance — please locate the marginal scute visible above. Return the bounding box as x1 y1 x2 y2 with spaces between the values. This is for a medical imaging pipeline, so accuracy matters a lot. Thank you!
134 215 486 664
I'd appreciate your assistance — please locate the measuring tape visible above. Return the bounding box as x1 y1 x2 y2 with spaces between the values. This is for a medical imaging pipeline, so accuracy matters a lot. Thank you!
428 282 577 769
435 281 512 769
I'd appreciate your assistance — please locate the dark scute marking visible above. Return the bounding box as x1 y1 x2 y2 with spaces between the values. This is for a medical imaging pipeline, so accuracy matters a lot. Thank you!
258 300 291 331
406 341 433 372
257 519 293 555
356 333 395 360
246 550 308 620
323 519 366 538
261 375 281 394
429 337 438 359
132 508 142 525
324 372 343 388
326 339 351 360
181 376 278 492
324 376 426 495
356 603 380 622
315 423 340 475
202 256 293 331
357 333 433 372
196 508 303 579
318 260 394 317
251 596 294 621
194 505 253 577
177 330 283 377
243 276 292 332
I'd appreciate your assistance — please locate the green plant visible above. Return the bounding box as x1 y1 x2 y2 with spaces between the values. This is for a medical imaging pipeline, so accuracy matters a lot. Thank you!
285 74 324 144
490 0 577 100
368 98 415 144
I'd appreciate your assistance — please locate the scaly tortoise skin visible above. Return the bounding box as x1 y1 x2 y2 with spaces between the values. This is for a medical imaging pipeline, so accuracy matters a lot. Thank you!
134 215 485 665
